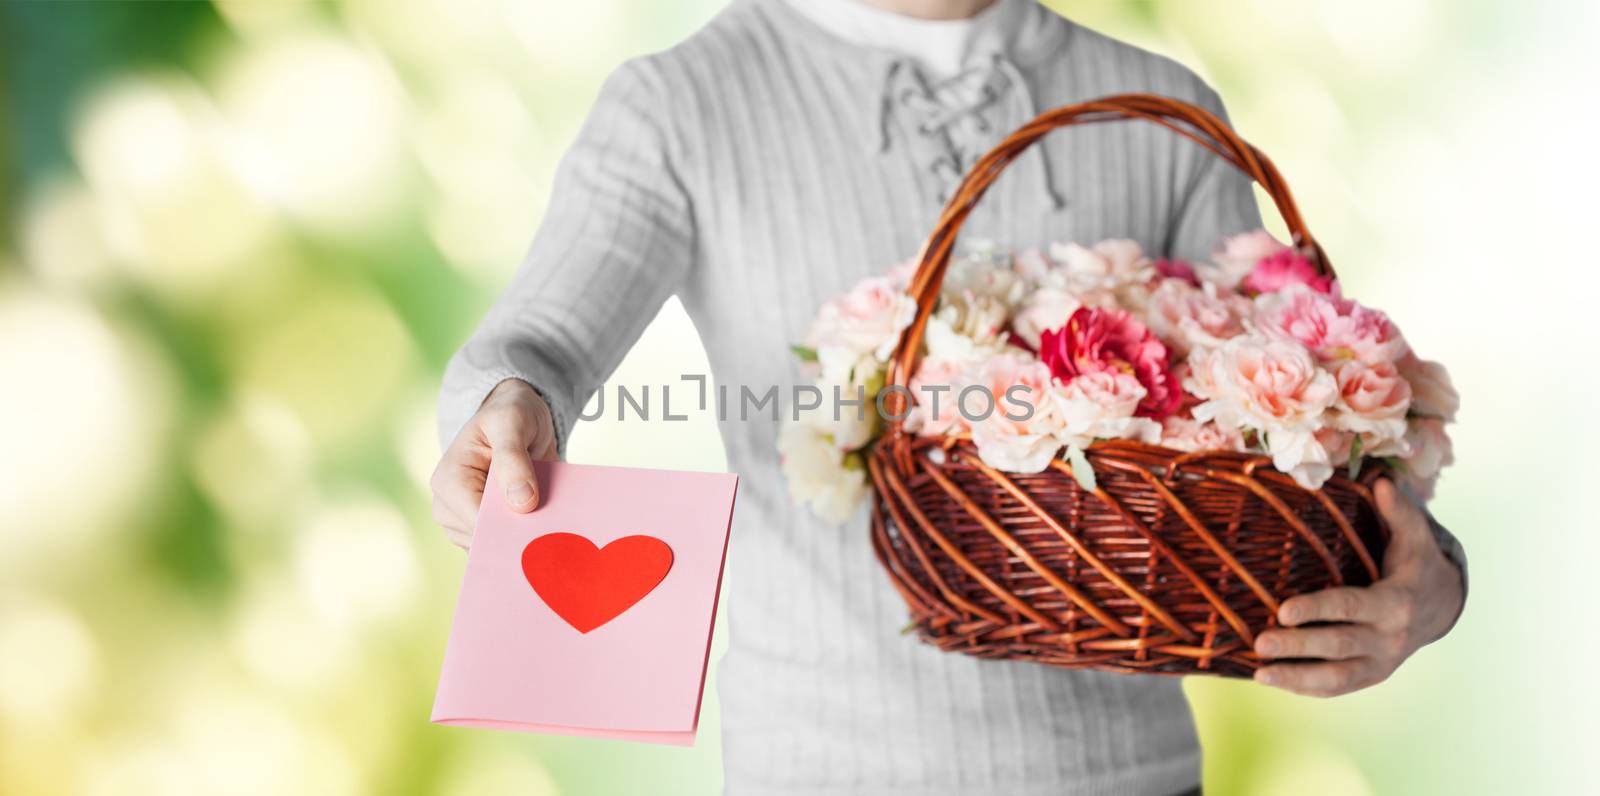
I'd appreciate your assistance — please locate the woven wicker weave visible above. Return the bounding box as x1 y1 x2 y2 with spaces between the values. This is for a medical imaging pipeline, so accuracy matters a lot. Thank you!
870 94 1389 678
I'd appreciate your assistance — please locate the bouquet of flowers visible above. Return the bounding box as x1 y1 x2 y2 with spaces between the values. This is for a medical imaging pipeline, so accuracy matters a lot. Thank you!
780 231 1458 525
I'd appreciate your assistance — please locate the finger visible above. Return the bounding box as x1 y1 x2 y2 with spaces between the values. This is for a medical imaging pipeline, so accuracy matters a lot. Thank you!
1375 478 1428 545
431 453 487 537
430 483 473 549
1255 625 1380 661
482 411 540 512
444 526 473 550
1279 587 1381 626
1255 659 1382 697
430 493 469 532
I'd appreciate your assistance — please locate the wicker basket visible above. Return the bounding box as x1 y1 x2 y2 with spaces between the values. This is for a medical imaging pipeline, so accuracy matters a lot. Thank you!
869 94 1390 678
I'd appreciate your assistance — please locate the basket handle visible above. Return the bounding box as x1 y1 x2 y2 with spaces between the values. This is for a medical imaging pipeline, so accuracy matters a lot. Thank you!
885 93 1331 421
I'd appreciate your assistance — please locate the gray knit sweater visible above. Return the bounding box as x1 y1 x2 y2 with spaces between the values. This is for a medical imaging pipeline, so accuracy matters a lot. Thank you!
439 2 1449 793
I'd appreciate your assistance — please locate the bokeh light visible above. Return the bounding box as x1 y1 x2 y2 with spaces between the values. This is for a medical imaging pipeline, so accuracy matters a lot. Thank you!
189 392 315 533
72 73 275 297
292 495 422 633
437 742 562 796
19 176 117 291
0 286 173 575
0 594 101 727
414 69 549 281
214 30 411 233
231 284 413 444
228 571 353 691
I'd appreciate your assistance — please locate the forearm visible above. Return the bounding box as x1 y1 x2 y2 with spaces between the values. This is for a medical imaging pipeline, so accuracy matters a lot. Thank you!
436 58 696 453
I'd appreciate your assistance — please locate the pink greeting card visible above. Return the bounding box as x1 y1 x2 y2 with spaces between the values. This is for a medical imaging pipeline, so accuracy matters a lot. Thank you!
431 460 738 746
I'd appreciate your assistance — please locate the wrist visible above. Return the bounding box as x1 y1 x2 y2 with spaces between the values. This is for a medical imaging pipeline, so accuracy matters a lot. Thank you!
1423 512 1468 643
487 377 536 402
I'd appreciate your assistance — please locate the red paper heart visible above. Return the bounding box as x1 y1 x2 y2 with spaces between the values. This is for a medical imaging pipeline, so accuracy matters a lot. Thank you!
521 533 673 633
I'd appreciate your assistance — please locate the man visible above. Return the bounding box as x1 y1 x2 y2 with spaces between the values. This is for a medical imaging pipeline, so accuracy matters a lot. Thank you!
431 1 1467 792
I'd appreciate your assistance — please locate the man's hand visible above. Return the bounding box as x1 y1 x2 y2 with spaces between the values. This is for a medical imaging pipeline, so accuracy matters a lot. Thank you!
1252 478 1464 697
430 379 559 549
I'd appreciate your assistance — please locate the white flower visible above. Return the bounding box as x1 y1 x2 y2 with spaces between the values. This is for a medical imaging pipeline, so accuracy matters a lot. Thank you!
944 244 1026 305
1048 239 1154 293
1010 287 1080 350
929 292 1010 350
970 424 1062 472
1265 427 1336 489
809 347 883 451
1112 279 1155 315
1012 247 1055 284
778 420 870 525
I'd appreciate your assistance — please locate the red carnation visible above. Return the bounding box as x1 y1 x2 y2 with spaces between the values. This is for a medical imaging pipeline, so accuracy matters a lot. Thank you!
1039 307 1183 419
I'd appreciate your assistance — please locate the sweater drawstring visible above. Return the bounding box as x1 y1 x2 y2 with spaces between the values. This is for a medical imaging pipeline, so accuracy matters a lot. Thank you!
877 59 904 154
993 54 1066 211
876 53 1066 211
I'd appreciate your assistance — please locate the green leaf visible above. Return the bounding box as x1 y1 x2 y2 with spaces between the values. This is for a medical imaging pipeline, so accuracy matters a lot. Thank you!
790 344 818 362
899 620 919 635
862 368 886 397
1241 428 1267 453
1346 434 1364 480
1066 445 1098 491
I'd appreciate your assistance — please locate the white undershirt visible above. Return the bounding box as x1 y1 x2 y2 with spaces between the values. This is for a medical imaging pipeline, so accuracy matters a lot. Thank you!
780 0 1020 79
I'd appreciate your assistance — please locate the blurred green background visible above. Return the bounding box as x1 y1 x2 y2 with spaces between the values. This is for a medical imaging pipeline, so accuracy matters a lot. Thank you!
2 1 1595 794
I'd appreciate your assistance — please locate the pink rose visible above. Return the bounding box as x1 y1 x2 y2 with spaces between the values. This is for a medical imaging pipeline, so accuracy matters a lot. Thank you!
805 275 917 361
1143 278 1250 356
1154 258 1199 286
907 357 969 438
1188 335 1338 433
1051 369 1160 448
1253 285 1409 365
1202 229 1290 289
1332 360 1412 442
1241 249 1336 295
1158 416 1247 453
1040 307 1183 419
1397 352 1458 422
965 353 1063 473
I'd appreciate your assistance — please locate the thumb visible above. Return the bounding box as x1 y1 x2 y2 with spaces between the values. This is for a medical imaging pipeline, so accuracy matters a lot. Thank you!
488 429 540 513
